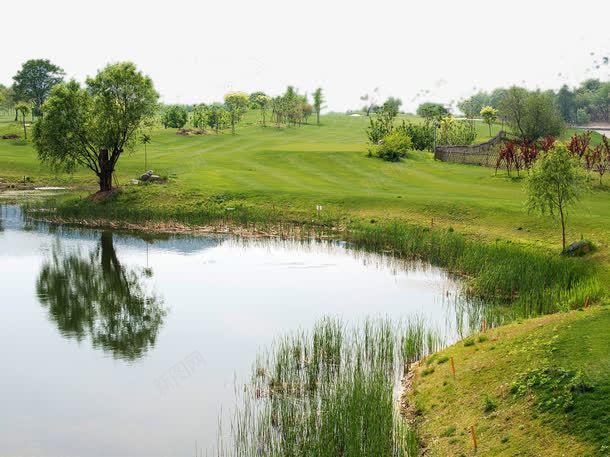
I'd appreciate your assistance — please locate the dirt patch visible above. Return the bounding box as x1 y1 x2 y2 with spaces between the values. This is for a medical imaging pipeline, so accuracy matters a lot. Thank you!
27 213 343 240
1 134 20 140
399 360 420 423
176 128 207 136
87 188 122 203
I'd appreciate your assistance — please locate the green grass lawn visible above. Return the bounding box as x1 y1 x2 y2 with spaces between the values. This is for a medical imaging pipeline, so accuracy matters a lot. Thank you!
408 306 610 456
1 111 607 257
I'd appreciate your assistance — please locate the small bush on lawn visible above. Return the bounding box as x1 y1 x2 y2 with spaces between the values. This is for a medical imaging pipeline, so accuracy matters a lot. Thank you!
376 130 412 162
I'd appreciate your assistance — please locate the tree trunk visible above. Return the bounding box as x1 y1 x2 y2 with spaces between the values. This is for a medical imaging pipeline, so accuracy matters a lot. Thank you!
97 148 113 192
559 203 566 252
317 111 320 125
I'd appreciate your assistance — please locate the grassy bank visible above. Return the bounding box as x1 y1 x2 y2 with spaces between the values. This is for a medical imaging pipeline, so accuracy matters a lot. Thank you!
407 306 610 456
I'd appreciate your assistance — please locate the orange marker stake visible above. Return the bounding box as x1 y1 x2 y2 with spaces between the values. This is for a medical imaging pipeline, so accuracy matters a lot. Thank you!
482 319 488 333
450 356 456 379
470 425 478 451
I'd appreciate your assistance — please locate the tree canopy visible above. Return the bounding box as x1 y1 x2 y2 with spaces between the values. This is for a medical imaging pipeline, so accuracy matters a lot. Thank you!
224 92 249 134
313 88 325 125
499 87 564 142
161 104 188 129
416 102 448 122
526 144 586 251
12 59 64 116
33 62 159 192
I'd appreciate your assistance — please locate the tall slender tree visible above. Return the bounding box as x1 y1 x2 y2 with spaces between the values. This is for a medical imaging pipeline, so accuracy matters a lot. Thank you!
313 88 325 125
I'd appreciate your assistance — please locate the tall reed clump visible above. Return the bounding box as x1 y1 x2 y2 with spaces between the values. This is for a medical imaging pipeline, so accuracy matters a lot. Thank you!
219 317 441 456
346 221 602 316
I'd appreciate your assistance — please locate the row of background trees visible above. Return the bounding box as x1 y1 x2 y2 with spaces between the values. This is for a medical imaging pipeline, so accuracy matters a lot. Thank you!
459 80 610 126
160 86 326 133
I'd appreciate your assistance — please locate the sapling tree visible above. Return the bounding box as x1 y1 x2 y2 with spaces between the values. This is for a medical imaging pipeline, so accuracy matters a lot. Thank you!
249 93 271 126
33 62 159 193
313 88 325 125
224 92 249 134
480 105 498 137
140 134 151 171
191 104 208 130
525 144 586 251
15 102 30 139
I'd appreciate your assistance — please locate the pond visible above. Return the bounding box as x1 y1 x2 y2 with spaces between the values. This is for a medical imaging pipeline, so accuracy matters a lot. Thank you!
0 204 478 456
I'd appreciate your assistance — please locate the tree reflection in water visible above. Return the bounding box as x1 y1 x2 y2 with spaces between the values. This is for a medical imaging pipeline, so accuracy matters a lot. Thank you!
36 231 165 361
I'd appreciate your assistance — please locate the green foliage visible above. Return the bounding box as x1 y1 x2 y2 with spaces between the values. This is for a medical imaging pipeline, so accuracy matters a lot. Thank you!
416 102 448 121
313 88 325 125
480 105 498 136
205 104 230 133
33 62 159 191
397 120 434 151
500 87 564 142
12 59 64 116
437 355 450 364
249 92 271 126
438 117 477 145
463 338 475 347
270 86 311 127
557 85 576 123
348 220 600 314
15 102 30 138
161 104 188 129
511 367 591 411
224 92 249 134
483 395 498 413
222 317 430 456
366 111 394 148
382 97 402 118
459 89 507 117
576 108 591 125
526 144 587 250
574 79 610 123
376 129 412 161
191 104 208 130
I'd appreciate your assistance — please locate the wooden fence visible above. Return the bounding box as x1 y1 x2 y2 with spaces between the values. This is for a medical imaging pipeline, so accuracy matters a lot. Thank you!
434 131 508 167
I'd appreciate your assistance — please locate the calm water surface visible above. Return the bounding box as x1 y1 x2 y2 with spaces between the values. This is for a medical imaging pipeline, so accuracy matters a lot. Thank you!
0 204 474 456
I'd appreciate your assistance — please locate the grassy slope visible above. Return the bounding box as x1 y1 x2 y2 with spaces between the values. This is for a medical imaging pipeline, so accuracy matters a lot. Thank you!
0 113 607 253
408 306 610 457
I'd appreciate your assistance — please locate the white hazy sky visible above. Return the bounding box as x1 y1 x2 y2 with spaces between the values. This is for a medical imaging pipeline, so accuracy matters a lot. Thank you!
3 0 609 112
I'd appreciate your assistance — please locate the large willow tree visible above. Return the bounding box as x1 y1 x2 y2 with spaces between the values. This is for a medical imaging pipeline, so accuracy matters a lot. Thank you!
33 62 158 192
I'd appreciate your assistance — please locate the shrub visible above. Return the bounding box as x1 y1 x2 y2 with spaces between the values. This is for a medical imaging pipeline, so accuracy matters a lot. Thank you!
376 130 412 162
483 395 498 413
511 367 593 411
438 117 477 145
398 120 434 151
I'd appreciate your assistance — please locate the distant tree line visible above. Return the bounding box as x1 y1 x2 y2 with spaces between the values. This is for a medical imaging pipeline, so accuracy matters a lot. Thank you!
158 86 324 134
459 79 610 126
